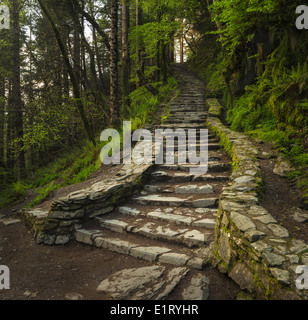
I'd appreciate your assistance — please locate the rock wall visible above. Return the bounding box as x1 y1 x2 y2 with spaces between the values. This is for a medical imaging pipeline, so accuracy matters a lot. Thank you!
206 98 308 300
19 163 153 245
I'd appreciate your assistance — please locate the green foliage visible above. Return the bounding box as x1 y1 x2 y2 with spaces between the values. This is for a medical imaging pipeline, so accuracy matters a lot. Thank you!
130 20 179 61
186 0 308 205
128 76 177 130
209 0 302 56
0 181 31 209
28 181 61 208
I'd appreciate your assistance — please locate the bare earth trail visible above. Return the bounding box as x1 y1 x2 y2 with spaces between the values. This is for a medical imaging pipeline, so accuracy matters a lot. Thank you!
1 64 246 300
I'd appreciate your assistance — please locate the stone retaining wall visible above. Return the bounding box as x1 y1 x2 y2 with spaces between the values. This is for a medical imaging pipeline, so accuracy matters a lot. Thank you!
206 98 308 300
19 162 153 245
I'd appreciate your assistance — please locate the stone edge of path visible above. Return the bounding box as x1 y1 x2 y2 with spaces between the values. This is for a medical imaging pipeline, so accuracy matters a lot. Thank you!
18 159 154 246
206 98 308 300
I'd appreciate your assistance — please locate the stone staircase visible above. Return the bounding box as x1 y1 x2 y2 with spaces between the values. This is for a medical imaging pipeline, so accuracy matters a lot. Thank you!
75 65 232 273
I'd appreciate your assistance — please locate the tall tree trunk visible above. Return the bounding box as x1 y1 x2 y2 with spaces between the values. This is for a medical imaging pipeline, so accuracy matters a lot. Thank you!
12 0 25 180
7 80 14 170
122 0 130 116
89 2 104 93
0 78 5 167
110 0 120 126
180 31 184 63
73 17 82 92
71 0 110 51
62 25 70 99
156 41 161 82
135 0 143 88
38 0 96 146
162 42 168 83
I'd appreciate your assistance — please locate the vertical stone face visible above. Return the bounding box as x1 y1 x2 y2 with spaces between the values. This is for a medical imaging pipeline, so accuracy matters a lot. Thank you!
217 231 231 266
207 98 307 300
229 263 255 291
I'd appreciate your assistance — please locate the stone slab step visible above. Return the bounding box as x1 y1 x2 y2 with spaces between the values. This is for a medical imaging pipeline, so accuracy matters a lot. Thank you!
144 183 216 194
159 162 231 172
74 229 210 270
167 111 207 116
150 170 230 183
169 108 207 113
117 205 217 228
165 118 207 124
158 144 221 152
132 194 219 208
161 123 207 129
158 132 217 140
95 215 213 248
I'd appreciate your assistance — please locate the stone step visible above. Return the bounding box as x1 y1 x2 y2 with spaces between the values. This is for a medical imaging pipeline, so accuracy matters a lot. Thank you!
159 162 231 173
169 107 207 113
165 117 207 124
95 214 214 248
158 133 217 140
117 205 217 228
156 146 221 161
161 123 206 129
150 170 230 183
132 194 219 208
144 183 216 194
168 111 207 117
161 141 220 148
74 228 211 269
170 99 206 103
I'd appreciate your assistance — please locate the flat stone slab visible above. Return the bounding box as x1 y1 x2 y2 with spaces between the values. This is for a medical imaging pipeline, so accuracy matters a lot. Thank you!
75 229 104 245
94 237 138 254
175 185 214 194
136 223 188 240
192 218 216 229
147 211 194 225
99 219 129 233
1 218 21 226
119 206 141 216
96 266 189 300
192 198 217 208
230 212 256 232
159 252 190 266
267 223 289 238
134 194 189 206
182 230 206 247
130 246 171 262
262 251 286 266
181 273 210 300
290 208 308 223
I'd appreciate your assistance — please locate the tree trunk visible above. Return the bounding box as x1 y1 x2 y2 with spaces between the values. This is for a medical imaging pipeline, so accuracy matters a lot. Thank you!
38 0 96 146
71 0 110 51
110 0 120 126
180 31 184 63
122 0 130 116
0 78 5 167
135 0 143 88
89 2 104 94
73 17 82 92
6 80 14 170
156 40 161 81
12 0 25 180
